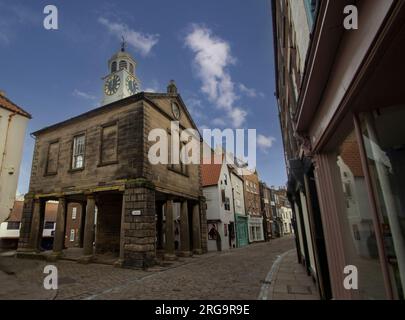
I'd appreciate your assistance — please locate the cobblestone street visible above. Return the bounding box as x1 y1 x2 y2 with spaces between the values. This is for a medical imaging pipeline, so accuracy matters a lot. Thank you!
0 236 313 300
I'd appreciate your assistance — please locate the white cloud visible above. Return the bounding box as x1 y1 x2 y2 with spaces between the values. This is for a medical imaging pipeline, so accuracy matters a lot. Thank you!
239 83 264 98
212 118 227 127
0 3 39 46
144 87 157 93
73 89 97 100
186 97 206 120
229 108 248 128
143 79 160 93
185 25 247 127
257 134 276 153
99 17 159 56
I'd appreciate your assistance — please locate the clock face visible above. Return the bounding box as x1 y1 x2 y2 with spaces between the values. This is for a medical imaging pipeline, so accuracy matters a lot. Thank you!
171 102 181 120
104 75 121 96
126 76 138 95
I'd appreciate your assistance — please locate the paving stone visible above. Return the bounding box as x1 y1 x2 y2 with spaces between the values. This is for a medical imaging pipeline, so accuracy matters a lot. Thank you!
0 236 316 300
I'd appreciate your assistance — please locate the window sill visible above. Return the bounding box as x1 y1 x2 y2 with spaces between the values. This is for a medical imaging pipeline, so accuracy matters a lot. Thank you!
167 166 189 177
44 172 58 177
68 168 84 173
98 161 118 168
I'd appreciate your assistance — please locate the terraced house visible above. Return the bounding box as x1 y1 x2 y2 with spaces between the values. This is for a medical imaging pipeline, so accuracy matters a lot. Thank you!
17 45 207 268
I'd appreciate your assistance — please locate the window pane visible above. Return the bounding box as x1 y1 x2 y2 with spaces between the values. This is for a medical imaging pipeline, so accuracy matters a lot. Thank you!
72 135 85 169
333 128 386 299
361 107 405 299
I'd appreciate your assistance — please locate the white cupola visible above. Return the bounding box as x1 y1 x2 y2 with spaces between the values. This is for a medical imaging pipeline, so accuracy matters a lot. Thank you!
101 39 140 106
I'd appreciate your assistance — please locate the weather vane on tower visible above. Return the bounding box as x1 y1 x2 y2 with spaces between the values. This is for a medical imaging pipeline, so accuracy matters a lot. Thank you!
121 36 127 52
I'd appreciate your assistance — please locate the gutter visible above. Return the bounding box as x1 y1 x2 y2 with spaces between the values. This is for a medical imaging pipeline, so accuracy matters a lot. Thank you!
0 112 16 176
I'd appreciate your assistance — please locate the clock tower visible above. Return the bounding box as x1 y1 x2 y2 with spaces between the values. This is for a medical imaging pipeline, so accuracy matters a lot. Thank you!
102 40 140 106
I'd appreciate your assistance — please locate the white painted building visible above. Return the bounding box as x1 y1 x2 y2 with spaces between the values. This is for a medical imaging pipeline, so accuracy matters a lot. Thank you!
279 206 293 235
201 160 236 251
0 92 31 224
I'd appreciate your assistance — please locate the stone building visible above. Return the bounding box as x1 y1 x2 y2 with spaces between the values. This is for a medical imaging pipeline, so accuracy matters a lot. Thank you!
17 46 207 268
259 182 273 241
241 169 263 243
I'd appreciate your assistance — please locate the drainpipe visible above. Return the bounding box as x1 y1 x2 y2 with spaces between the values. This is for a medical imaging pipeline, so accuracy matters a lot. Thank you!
231 186 238 248
0 112 16 222
0 112 17 174
0 112 16 178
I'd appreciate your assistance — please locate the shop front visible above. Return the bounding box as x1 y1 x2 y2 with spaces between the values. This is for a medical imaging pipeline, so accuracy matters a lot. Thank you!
235 214 248 248
300 0 405 299
248 216 264 243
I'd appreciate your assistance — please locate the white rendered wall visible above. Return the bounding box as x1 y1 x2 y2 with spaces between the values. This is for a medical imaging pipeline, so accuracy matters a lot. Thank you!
0 109 29 223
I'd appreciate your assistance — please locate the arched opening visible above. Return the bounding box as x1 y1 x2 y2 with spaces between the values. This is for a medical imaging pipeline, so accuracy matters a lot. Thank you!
119 60 128 70
111 61 117 73
129 63 134 74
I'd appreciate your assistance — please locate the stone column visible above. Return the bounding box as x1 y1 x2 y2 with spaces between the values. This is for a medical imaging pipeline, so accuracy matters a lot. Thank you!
83 195 96 256
53 197 66 254
180 200 191 256
119 194 126 261
164 200 176 260
192 203 202 254
28 199 42 251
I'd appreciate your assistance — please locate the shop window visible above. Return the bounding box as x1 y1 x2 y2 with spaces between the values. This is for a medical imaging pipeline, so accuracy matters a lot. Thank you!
360 106 405 299
332 128 386 299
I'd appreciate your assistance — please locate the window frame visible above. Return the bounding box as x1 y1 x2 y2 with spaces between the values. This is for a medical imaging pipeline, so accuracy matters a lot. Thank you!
44 139 60 176
98 121 119 167
70 133 86 172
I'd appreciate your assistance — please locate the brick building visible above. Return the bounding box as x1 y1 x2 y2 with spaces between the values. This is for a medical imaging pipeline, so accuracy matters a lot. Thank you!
259 182 273 241
241 169 263 243
17 46 207 268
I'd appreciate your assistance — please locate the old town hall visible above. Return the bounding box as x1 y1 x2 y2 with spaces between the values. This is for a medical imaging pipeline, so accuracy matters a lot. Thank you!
17 44 207 268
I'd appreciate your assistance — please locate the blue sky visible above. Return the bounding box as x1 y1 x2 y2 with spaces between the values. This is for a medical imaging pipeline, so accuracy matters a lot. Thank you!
0 0 287 194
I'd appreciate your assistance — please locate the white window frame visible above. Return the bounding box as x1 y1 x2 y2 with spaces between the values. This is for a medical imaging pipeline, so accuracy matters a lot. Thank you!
72 135 85 169
72 207 77 220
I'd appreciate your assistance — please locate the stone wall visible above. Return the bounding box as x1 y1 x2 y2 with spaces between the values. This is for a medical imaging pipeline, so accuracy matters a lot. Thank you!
27 100 144 195
199 196 208 253
18 194 34 250
121 180 156 268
